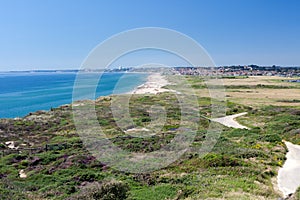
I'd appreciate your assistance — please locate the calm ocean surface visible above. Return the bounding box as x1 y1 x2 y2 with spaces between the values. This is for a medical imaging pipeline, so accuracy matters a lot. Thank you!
0 72 148 118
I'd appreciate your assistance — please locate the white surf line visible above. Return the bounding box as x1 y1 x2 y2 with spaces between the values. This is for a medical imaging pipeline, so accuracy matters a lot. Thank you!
210 112 249 129
277 141 300 198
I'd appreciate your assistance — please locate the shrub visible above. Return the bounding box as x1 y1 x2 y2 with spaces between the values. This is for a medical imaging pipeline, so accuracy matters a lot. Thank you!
68 180 129 200
0 179 28 200
291 187 300 200
203 153 242 167
259 134 281 143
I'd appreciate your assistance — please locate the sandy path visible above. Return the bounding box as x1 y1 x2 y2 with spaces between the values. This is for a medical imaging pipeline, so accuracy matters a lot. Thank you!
210 113 300 198
277 141 300 198
211 112 249 129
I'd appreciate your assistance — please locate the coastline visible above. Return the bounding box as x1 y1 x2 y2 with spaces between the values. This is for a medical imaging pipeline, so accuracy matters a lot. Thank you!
0 72 149 119
129 73 173 95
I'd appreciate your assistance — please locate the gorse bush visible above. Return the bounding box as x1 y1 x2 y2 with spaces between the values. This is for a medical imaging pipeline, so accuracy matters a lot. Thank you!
203 153 243 167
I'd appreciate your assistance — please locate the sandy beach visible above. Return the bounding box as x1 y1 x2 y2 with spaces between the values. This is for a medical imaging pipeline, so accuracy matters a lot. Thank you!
277 141 300 198
131 73 173 94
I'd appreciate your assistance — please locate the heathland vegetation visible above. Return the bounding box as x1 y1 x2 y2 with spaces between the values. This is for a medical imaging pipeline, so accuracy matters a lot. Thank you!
0 75 300 199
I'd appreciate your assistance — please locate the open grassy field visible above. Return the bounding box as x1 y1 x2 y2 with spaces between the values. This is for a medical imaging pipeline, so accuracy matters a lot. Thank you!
0 75 299 199
183 76 300 107
223 76 300 107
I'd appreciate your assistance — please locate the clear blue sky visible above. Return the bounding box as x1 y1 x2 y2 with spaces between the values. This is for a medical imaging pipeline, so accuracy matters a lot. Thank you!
0 0 300 70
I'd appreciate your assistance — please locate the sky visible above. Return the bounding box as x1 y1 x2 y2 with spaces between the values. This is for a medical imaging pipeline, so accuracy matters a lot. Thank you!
0 0 300 71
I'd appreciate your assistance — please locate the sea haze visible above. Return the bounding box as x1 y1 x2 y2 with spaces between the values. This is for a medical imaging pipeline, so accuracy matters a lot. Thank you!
0 72 148 118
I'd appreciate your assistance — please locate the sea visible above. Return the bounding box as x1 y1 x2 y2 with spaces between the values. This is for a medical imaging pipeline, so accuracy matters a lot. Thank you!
0 72 148 118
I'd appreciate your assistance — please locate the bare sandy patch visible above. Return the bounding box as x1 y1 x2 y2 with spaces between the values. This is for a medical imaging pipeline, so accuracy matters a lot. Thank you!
211 112 249 129
19 169 27 178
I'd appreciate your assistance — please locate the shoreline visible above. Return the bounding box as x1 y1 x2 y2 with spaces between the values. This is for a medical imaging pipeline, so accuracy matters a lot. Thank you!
0 72 171 119
129 73 173 95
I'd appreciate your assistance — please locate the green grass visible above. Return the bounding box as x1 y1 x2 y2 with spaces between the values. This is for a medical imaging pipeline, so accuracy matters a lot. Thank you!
129 184 178 200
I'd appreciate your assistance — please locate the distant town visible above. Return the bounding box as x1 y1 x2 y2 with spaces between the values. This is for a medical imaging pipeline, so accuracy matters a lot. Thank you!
173 65 300 77
3 65 300 78
113 65 300 77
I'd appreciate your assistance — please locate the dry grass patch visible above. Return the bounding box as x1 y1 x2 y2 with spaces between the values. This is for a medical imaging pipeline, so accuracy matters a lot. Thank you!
226 88 300 107
191 76 300 107
221 76 297 86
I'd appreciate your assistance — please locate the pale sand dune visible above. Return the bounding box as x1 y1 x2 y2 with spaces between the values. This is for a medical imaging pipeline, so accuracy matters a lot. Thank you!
211 112 249 129
278 141 300 198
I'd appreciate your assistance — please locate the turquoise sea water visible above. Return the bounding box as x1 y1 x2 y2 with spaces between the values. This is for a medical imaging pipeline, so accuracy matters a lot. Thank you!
0 72 148 118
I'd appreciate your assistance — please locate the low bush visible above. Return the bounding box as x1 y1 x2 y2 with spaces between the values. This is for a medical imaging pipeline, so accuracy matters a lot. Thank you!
68 180 129 200
203 153 243 167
